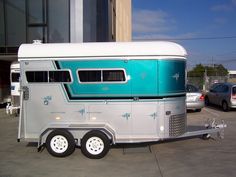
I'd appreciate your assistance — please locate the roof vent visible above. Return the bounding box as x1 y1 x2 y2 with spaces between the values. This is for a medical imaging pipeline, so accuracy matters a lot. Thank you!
33 40 42 44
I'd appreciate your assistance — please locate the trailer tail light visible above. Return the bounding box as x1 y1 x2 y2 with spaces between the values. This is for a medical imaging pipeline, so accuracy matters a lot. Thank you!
199 95 204 101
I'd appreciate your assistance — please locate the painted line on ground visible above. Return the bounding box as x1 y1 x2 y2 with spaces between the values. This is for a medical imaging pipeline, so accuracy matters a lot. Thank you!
203 107 220 117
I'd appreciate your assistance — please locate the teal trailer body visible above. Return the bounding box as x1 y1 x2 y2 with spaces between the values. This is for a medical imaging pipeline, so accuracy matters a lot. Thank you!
57 59 185 100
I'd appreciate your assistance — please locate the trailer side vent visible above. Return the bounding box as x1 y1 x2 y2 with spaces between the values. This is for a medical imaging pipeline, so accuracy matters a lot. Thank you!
169 114 186 137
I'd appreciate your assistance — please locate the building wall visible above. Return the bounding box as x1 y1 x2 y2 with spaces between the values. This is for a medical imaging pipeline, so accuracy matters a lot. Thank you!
228 70 236 83
115 0 132 42
70 0 83 43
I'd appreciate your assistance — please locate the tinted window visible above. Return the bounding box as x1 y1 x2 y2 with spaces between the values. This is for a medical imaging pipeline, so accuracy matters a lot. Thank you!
78 70 101 82
103 70 125 82
186 84 199 92
210 84 221 92
11 73 20 82
26 71 48 83
49 71 71 82
222 85 229 93
214 84 229 93
214 85 223 93
210 83 220 91
232 87 236 94
78 69 126 83
48 0 69 42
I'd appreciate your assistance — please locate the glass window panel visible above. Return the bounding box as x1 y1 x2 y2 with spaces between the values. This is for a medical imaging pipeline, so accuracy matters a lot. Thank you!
186 84 198 92
213 85 221 92
222 85 229 93
232 87 236 95
6 0 26 45
11 73 20 82
48 0 69 42
49 71 71 83
103 70 125 82
0 0 5 45
26 71 48 83
27 27 44 43
96 0 109 42
83 0 97 42
78 70 101 82
28 0 43 24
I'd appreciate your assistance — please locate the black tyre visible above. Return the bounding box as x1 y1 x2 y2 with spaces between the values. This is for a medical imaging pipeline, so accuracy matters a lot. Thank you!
81 130 110 159
46 129 75 157
222 101 229 112
205 96 210 106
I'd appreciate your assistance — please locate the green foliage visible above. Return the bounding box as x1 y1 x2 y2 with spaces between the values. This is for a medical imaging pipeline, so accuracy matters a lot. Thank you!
188 64 228 77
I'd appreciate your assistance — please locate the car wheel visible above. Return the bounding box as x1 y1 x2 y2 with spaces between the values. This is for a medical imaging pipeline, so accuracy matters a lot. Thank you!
81 130 110 159
205 96 210 106
46 129 75 157
222 101 229 112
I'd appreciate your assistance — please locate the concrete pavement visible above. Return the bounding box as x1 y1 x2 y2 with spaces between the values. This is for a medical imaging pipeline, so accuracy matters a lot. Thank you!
0 107 235 177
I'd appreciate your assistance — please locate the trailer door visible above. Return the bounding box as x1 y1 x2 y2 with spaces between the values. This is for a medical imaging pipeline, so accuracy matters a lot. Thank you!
131 60 158 137
132 103 157 138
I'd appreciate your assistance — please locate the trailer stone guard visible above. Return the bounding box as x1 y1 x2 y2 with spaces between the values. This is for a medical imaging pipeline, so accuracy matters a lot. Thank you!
17 42 226 159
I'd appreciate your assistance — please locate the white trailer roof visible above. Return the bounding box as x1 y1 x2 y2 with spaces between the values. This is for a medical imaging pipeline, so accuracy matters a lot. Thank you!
18 41 187 60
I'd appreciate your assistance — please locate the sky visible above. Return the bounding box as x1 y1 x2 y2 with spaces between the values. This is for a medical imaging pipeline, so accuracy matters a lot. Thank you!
132 0 236 70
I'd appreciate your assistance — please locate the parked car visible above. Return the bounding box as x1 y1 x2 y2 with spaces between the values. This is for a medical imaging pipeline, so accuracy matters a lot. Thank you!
205 82 236 111
186 84 204 112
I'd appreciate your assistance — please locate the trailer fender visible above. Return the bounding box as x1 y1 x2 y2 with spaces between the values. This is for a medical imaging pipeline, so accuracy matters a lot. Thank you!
38 123 116 148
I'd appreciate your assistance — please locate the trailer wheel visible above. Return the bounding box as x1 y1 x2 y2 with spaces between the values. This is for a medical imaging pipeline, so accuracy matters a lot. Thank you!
81 131 110 159
46 129 75 157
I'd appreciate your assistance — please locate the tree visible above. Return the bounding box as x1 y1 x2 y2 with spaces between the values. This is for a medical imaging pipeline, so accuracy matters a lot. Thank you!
188 64 205 77
188 64 228 77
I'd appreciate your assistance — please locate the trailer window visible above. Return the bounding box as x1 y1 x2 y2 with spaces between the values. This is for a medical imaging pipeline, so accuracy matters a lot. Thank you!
26 71 48 83
49 71 71 83
11 73 20 82
78 70 101 82
78 69 126 83
103 70 125 82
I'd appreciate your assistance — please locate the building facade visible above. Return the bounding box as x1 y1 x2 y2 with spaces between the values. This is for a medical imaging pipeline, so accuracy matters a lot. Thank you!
0 0 132 58
0 0 132 103
228 70 236 83
114 0 132 42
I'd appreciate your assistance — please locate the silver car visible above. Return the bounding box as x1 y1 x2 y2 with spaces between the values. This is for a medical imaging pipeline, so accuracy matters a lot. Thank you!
205 82 236 111
186 84 205 112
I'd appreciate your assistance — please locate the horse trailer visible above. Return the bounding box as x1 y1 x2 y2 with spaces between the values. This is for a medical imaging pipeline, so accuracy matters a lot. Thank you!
17 42 226 159
6 62 20 115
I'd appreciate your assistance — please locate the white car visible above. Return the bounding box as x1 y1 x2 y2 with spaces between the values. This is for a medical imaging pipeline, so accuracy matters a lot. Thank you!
186 84 205 112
